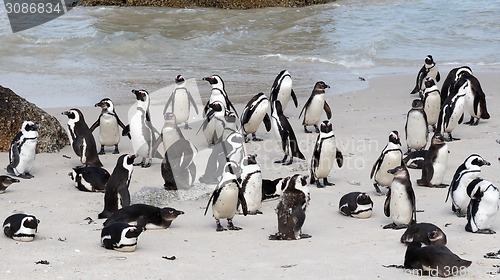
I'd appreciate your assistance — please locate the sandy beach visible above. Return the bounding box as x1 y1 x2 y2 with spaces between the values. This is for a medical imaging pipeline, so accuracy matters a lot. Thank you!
1 71 499 279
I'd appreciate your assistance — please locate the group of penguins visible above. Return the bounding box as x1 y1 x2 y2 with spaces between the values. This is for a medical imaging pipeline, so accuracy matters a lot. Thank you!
1 59 499 275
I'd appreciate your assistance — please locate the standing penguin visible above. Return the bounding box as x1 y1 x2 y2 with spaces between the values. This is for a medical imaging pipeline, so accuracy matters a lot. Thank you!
89 98 128 155
417 133 448 188
436 77 467 141
370 131 404 194
202 75 238 116
299 81 332 133
440 66 472 107
461 71 490 125
446 154 490 217
98 154 137 219
238 154 263 215
240 92 272 142
204 162 248 231
309 120 343 188
410 55 440 95
101 222 143 252
164 75 199 129
161 139 197 190
269 174 311 240
154 112 185 152
122 89 161 168
422 77 441 130
383 165 417 229
269 70 298 111
3 213 39 241
62 109 103 167
6 121 40 179
405 99 428 153
465 178 500 234
0 175 20 193
339 192 373 219
271 100 305 165
198 101 226 146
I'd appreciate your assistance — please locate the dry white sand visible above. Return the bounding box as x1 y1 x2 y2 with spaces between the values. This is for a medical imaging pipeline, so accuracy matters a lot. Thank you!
1 72 499 279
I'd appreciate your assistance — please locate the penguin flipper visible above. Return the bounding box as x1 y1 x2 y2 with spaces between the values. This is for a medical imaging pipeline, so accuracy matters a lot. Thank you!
89 119 100 132
122 125 130 137
291 89 298 108
458 113 464 125
118 186 131 208
435 72 441 83
263 114 272 132
9 142 20 169
298 96 311 119
115 114 128 131
238 187 248 216
324 102 332 119
370 155 383 179
383 189 391 217
203 191 215 216
187 91 200 115
336 149 344 168
164 93 174 114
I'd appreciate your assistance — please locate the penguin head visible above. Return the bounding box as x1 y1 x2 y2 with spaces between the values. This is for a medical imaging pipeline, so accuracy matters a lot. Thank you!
208 101 224 112
455 67 473 81
411 99 424 109
22 215 39 230
223 162 238 175
320 120 333 133
224 111 237 124
424 55 434 66
21 121 40 133
124 226 143 238
466 154 491 168
95 98 114 113
356 192 373 205
163 112 177 123
0 175 20 188
125 154 137 166
202 75 223 86
160 207 185 221
428 229 447 246
313 81 330 92
387 165 408 178
424 77 436 89
431 133 445 145
62 109 84 123
389 130 401 146
175 75 185 84
132 89 150 102
241 154 257 166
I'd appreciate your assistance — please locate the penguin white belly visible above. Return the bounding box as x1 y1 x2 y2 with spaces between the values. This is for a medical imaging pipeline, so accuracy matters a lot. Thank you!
162 127 181 151
352 205 373 219
314 140 336 179
271 118 282 144
277 78 293 109
465 90 477 117
430 147 448 185
209 92 226 109
16 139 37 173
130 112 150 157
453 181 472 212
243 102 268 134
99 114 120 146
406 112 428 150
473 197 499 230
444 95 466 132
424 94 440 126
390 183 413 226
303 97 325 125
213 185 239 220
114 236 138 252
242 173 263 213
173 90 190 123
375 151 401 187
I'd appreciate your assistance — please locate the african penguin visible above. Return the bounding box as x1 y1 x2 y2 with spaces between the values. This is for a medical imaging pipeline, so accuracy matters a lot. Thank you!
238 154 263 215
465 178 500 234
410 55 440 95
240 92 272 142
68 165 110 192
101 222 143 252
62 108 103 167
383 165 417 230
6 121 40 179
338 192 373 219
269 174 311 240
440 66 472 107
3 213 39 242
204 162 248 231
370 131 404 194
309 120 343 188
422 77 441 130
98 154 136 219
436 76 467 141
202 75 238 116
269 70 298 111
405 99 428 153
417 133 448 188
299 81 332 133
164 75 199 129
461 71 490 125
271 100 305 165
103 204 184 230
198 101 226 146
0 175 20 193
161 138 197 190
89 98 128 155
154 112 185 153
400 222 447 246
446 154 490 217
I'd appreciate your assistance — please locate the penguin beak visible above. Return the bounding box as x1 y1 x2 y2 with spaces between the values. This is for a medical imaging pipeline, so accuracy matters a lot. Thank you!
387 168 398 174
61 111 69 116
483 160 491 166
325 84 331 89
9 177 20 184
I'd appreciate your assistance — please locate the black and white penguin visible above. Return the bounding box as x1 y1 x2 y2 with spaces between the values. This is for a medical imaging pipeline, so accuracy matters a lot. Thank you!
98 154 136 219
164 75 199 129
309 120 343 188
89 98 128 155
269 70 298 111
3 213 39 241
68 166 110 192
436 76 468 141
338 192 373 219
154 112 185 152
202 75 238 116
370 131 404 194
383 165 416 229
101 222 143 252
299 81 332 133
122 89 162 168
103 204 184 229
404 241 471 277
0 175 20 193
461 71 490 125
161 139 197 190
198 101 226 146
403 150 427 169
269 174 311 240
204 162 247 231
62 109 103 167
422 77 441 130
465 178 500 234
240 92 272 142
405 99 428 153
440 66 472 107
261 177 289 201
238 154 263 215
271 100 305 165
410 55 440 95
6 121 40 179
417 133 448 188
400 222 447 246
446 154 490 217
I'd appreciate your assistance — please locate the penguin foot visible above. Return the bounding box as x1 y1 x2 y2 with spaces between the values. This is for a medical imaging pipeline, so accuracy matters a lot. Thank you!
323 178 334 186
19 173 34 179
314 125 320 133
98 150 106 155
227 221 242 231
113 146 120 154
216 224 226 232
475 229 496 234
374 184 384 195
299 233 312 239
184 123 192 130
282 159 293 166
244 137 250 143
252 136 263 141
383 223 408 230
304 126 312 133
315 181 325 188
432 184 448 188
456 212 466 218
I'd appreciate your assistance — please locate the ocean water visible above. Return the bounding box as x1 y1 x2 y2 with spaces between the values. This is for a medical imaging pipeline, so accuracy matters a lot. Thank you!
0 0 499 108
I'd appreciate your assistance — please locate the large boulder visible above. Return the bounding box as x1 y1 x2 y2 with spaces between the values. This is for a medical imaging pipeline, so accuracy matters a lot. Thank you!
78 0 335 8
0 85 69 153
